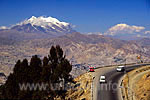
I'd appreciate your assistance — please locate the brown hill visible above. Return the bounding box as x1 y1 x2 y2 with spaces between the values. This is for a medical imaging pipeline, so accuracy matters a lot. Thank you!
1 32 150 76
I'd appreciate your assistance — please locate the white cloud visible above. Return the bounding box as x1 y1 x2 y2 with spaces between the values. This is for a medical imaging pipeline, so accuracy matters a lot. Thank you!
104 23 145 36
0 26 8 29
71 24 76 28
144 31 150 34
86 32 103 35
136 34 148 38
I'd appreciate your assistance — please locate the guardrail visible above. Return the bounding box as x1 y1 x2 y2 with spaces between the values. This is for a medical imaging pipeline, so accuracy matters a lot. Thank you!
77 62 150 78
94 62 150 69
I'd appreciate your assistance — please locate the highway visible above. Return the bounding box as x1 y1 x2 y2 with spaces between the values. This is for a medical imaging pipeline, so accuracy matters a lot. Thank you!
92 64 150 100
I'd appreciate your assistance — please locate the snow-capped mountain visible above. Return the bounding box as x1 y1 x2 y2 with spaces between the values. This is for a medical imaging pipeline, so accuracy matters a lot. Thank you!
0 16 75 36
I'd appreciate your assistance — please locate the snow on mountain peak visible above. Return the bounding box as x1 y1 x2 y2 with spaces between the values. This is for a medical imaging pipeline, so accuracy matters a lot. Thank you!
5 16 75 35
28 16 37 21
18 16 70 29
0 16 76 35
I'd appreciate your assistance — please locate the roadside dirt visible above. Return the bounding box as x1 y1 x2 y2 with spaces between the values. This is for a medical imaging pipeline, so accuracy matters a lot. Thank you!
56 72 92 100
122 65 150 100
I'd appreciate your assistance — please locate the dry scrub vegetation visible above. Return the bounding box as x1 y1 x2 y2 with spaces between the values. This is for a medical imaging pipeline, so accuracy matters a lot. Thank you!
56 72 92 100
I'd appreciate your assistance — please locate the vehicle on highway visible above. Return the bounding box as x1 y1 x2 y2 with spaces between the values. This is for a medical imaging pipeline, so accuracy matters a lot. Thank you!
99 75 106 83
116 66 125 72
89 66 95 72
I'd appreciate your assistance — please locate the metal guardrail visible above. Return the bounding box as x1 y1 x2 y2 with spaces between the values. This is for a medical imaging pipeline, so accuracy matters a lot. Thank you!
94 62 150 69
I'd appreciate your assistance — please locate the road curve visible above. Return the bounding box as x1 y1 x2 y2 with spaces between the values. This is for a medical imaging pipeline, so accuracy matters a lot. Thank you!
93 64 150 100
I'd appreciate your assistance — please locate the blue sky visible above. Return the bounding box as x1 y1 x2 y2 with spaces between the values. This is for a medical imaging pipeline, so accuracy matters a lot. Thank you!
0 0 150 33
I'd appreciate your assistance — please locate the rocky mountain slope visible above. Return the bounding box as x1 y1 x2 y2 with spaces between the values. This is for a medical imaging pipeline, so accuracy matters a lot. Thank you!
17 32 150 64
1 32 150 77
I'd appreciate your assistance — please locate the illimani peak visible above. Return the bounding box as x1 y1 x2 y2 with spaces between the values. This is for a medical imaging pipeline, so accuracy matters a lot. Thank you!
0 16 75 35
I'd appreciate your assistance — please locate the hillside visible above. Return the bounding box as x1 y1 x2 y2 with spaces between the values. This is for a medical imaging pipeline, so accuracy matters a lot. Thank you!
62 72 92 100
122 65 150 100
16 32 150 64
1 32 150 76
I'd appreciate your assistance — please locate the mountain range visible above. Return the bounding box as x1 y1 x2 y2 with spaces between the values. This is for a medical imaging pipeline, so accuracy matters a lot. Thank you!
0 16 75 42
0 16 150 76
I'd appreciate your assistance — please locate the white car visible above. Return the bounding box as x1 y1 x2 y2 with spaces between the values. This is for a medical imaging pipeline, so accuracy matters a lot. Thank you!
99 75 106 83
116 66 125 72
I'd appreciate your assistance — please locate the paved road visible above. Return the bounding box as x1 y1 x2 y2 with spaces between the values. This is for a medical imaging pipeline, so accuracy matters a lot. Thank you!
93 64 150 100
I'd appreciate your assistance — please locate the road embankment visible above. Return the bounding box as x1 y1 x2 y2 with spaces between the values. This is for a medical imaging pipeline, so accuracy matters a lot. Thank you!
121 65 150 100
55 72 92 100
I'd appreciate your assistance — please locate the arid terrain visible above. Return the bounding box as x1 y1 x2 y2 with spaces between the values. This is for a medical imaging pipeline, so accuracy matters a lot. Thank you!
64 72 92 100
122 65 150 100
1 32 150 77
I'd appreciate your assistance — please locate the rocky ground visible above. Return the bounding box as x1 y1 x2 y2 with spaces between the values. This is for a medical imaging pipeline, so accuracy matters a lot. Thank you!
56 72 92 100
134 71 150 100
122 65 150 100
